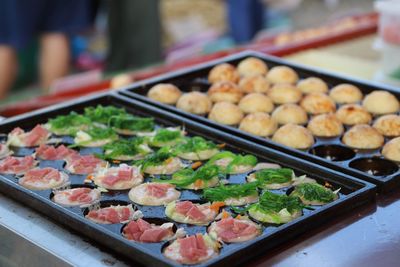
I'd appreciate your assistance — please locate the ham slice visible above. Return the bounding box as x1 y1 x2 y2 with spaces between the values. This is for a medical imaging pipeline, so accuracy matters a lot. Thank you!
19 167 69 190
147 183 172 198
129 182 181 206
93 164 143 190
175 201 206 221
86 204 134 224
208 217 260 243
35 144 78 161
123 218 173 243
8 125 50 147
164 233 218 265
65 154 106 175
53 187 101 207
0 156 37 175
179 234 208 262
166 201 218 226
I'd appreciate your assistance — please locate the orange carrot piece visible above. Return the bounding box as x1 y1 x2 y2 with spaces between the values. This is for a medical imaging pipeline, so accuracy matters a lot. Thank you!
210 201 225 213
221 210 230 219
191 161 202 169
194 179 204 188
217 143 226 149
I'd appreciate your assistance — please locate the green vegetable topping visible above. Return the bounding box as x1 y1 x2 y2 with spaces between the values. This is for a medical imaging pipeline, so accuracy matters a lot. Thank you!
139 147 175 168
254 168 293 185
85 127 118 140
174 136 217 153
227 154 257 173
206 151 257 173
47 112 91 135
203 182 258 201
150 128 183 146
156 165 221 187
108 114 154 132
291 183 337 203
256 191 303 213
84 105 126 124
102 138 150 159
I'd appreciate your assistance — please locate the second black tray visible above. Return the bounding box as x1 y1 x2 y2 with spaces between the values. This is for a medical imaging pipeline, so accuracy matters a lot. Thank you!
120 50 400 192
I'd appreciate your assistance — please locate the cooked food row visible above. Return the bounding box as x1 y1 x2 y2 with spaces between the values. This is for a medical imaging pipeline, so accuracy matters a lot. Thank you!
0 104 341 265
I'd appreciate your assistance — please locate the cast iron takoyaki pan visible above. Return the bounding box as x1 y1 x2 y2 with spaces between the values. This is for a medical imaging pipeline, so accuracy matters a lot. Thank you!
0 92 375 267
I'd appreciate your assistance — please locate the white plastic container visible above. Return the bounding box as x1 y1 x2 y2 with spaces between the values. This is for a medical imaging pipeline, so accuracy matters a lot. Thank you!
375 0 400 46
373 1 400 86
374 38 400 76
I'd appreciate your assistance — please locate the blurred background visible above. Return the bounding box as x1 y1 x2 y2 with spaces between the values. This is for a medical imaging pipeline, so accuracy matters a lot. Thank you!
0 0 388 115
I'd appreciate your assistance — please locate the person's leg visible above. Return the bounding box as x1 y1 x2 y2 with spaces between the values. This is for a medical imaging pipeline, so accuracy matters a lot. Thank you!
0 45 17 99
39 33 70 90
106 0 162 71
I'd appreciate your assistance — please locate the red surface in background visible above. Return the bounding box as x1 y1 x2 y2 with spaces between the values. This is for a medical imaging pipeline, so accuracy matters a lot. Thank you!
0 13 378 118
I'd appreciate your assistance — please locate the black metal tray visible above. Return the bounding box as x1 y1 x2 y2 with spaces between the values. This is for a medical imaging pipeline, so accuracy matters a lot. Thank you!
0 93 375 267
120 50 400 192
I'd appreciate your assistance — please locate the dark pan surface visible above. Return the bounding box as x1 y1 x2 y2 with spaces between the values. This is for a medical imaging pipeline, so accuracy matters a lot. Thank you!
0 93 375 266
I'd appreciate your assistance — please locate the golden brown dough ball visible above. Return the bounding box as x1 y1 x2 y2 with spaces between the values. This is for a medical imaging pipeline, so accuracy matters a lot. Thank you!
307 114 344 137
266 66 299 84
207 81 243 104
362 90 400 115
329 84 363 104
300 92 336 114
336 104 372 125
176 92 212 115
239 112 277 137
238 75 270 94
267 83 302 104
373 114 400 137
272 124 314 149
237 57 268 77
382 137 400 161
238 93 274 114
271 104 308 125
147 83 182 104
297 77 328 94
208 63 240 84
208 102 244 125
342 124 384 149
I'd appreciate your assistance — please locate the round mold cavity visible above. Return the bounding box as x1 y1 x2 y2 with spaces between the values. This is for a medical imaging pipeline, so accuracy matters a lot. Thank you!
309 144 356 162
121 217 178 242
349 157 399 176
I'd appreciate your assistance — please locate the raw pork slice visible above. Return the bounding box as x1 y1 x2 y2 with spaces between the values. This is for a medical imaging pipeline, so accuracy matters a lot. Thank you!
163 234 219 265
35 144 78 161
122 218 174 243
53 187 101 207
165 201 218 226
85 204 135 224
208 217 261 243
7 125 51 147
0 156 38 175
128 182 180 206
65 154 107 175
19 167 69 190
93 164 143 190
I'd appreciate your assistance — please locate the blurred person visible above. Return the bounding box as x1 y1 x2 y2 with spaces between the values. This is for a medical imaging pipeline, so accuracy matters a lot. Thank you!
227 0 265 43
0 0 94 100
106 0 162 71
